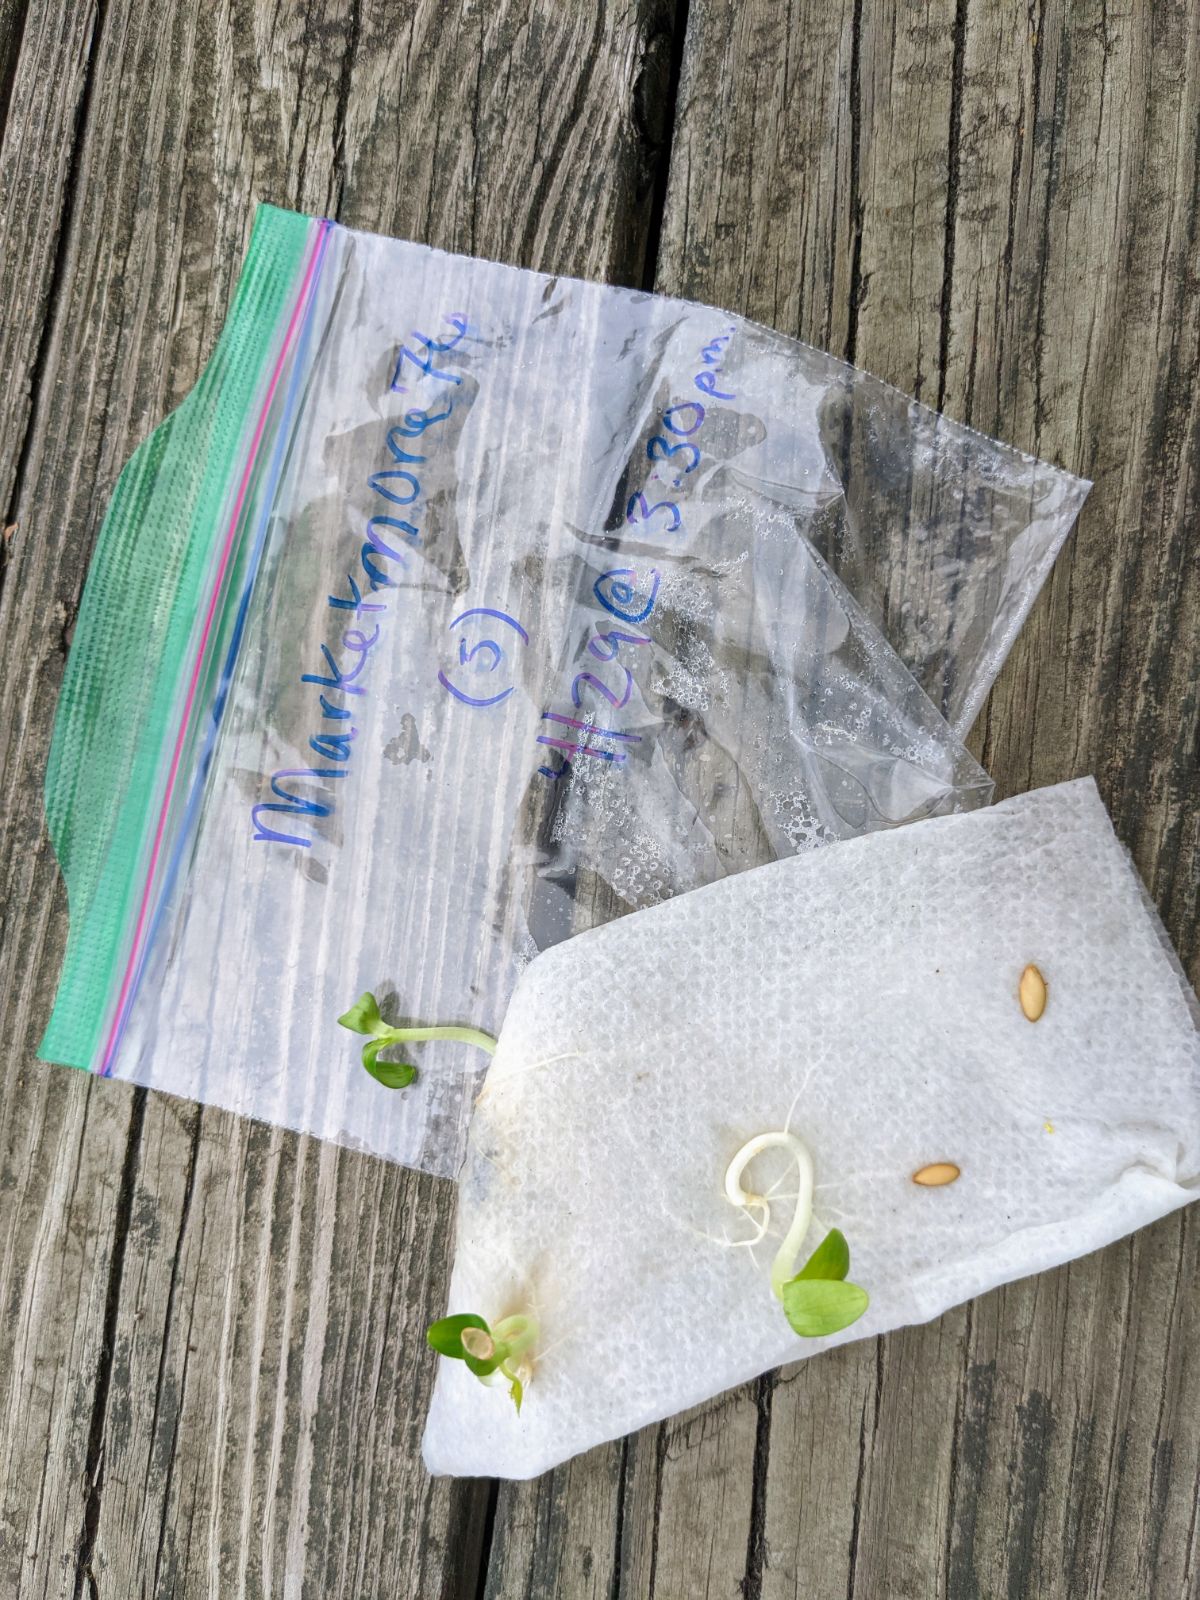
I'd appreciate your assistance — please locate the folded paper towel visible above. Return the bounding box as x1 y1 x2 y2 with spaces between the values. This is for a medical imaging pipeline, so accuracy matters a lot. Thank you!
423 779 1199 1479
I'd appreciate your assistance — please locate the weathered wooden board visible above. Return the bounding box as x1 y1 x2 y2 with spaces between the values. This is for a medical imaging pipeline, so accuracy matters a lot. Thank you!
0 0 1197 1596
485 1 1200 1597
0 1 674 1595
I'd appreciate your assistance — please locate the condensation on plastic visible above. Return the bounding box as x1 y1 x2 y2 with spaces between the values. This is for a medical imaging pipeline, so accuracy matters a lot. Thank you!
48 210 1090 1177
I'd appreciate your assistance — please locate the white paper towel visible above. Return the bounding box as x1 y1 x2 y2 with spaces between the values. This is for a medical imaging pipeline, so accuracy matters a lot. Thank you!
423 779 1200 1479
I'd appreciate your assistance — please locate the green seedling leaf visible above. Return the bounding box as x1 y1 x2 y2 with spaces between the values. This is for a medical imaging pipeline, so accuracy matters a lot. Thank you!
781 1277 869 1338
429 1311 538 1411
427 1313 490 1360
361 1037 416 1090
463 1350 501 1379
793 1227 851 1283
426 1313 502 1377
338 992 384 1035
340 991 499 1092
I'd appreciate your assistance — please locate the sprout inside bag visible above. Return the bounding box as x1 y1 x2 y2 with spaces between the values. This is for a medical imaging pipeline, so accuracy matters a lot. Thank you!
40 206 1090 1175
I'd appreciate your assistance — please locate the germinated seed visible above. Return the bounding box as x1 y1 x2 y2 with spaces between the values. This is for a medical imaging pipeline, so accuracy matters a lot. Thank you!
913 1162 961 1187
1020 963 1048 1022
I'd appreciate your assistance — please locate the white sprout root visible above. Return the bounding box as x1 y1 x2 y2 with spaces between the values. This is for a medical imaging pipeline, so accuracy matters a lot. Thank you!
724 1130 815 1301
474 1051 584 1106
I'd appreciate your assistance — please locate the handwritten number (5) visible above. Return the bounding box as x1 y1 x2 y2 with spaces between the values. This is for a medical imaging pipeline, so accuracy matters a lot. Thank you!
459 637 503 671
626 492 681 534
572 667 633 710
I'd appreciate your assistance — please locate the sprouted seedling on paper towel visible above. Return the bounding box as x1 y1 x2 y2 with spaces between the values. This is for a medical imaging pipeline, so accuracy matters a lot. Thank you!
724 1130 869 1337
341 988 867 1405
337 991 498 1089
424 1127 869 1423
426 1312 539 1412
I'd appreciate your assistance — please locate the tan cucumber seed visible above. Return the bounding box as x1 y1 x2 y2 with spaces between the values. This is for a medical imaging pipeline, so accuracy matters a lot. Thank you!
1020 963 1048 1022
913 1162 961 1187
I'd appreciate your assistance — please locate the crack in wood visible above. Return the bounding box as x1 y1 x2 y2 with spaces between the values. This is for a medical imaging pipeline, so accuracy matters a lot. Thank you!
72 1089 147 1600
936 0 970 415
0 0 109 596
845 0 865 367
146 1106 205 1597
329 0 363 220
609 1435 631 1600
637 0 690 293
0 0 30 151
740 1372 775 1600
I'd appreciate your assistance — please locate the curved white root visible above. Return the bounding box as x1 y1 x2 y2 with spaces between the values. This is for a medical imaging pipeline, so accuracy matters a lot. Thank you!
529 1329 573 1368
725 1130 815 1301
475 1051 584 1106
671 1210 767 1252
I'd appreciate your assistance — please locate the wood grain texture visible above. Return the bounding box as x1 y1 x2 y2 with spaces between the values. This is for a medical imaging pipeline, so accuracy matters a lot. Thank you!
0 0 675 1594
1 0 1197 1596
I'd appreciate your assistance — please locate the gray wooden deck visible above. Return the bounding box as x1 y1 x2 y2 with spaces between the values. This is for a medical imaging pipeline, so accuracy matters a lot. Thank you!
1 1 1197 1595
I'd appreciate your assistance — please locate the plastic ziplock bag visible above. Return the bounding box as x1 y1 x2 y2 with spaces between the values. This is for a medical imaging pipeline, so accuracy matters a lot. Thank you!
40 205 1089 1176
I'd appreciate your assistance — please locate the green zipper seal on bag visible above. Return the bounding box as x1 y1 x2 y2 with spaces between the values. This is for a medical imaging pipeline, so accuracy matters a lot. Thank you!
40 204 315 1072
